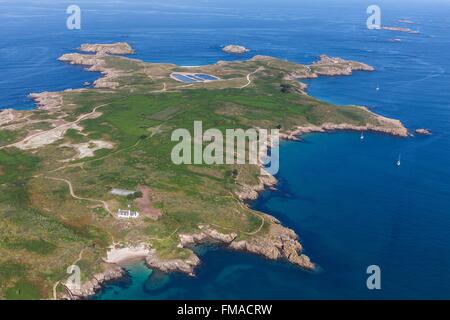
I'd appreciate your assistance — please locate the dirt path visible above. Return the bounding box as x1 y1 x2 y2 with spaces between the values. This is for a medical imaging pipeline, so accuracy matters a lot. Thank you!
239 67 264 89
147 226 181 241
42 176 113 217
207 193 265 236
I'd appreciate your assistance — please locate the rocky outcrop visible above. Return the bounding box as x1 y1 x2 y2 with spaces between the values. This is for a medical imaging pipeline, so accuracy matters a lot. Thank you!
222 45 250 54
177 220 315 272
29 92 63 110
415 128 432 135
382 26 419 34
58 53 121 89
250 55 276 62
284 69 317 81
0 109 18 126
229 215 315 270
236 174 277 201
145 249 200 276
79 42 135 55
58 43 138 90
179 225 238 247
64 263 125 299
281 55 374 82
70 214 315 299
283 107 408 138
279 131 302 141
308 54 374 76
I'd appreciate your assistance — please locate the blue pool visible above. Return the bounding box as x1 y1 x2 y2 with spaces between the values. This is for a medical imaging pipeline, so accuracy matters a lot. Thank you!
171 73 219 83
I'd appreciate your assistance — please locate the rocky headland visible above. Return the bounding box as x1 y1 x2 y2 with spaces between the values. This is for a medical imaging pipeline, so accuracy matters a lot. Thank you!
29 92 63 110
79 42 135 55
62 263 125 299
309 54 375 76
282 108 409 138
58 53 121 89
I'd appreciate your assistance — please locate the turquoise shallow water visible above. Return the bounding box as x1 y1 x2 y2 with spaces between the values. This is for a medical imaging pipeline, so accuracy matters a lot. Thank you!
1 0 449 299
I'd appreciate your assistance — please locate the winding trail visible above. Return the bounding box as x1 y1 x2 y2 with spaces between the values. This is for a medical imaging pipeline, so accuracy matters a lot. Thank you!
41 176 113 217
208 192 266 236
239 67 264 89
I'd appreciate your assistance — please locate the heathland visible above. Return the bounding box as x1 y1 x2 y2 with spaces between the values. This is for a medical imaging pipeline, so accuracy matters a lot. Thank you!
0 43 407 299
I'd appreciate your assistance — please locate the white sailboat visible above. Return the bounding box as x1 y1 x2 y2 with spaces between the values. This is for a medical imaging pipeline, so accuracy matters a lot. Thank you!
376 85 380 91
397 154 401 167
360 132 365 141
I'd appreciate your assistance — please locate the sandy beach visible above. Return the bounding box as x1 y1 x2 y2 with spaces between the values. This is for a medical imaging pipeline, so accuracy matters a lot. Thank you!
105 245 151 265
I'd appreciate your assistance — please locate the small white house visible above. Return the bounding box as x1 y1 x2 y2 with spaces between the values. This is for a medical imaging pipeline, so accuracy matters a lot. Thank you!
117 209 140 219
110 189 136 197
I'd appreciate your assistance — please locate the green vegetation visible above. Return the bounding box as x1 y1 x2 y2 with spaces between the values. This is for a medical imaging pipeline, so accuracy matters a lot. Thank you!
0 48 389 299
5 280 41 300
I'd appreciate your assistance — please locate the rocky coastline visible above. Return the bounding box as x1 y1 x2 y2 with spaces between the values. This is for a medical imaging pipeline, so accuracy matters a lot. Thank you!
309 54 374 76
56 42 139 90
66 166 310 300
14 42 409 299
58 52 121 89
29 92 63 110
285 116 409 138
62 263 125 300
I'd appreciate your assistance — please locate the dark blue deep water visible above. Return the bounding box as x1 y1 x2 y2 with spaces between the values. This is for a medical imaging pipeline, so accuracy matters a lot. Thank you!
2 0 449 299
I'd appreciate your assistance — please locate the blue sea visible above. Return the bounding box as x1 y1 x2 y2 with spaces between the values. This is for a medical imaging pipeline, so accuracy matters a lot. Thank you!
2 0 449 299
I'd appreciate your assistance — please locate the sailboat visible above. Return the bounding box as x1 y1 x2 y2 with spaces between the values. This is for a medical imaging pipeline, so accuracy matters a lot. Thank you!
376 85 380 91
397 154 401 167
360 132 365 141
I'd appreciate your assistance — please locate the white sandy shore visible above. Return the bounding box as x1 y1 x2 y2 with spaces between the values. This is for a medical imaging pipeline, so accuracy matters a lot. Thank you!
104 245 150 265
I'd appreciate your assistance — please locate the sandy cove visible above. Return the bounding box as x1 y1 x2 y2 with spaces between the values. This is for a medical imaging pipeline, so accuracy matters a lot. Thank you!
64 163 312 299
49 104 409 300
45 113 410 299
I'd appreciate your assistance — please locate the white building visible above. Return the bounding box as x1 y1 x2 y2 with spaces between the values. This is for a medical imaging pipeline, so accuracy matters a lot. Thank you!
110 189 136 197
117 209 140 219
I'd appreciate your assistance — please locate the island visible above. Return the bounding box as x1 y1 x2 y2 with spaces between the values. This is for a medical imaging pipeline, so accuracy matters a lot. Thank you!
415 128 432 135
382 26 419 34
222 45 250 54
79 42 135 55
398 19 416 24
0 42 408 299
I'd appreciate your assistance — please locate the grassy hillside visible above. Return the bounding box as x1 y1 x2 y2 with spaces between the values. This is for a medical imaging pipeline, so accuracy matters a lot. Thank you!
0 48 399 299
